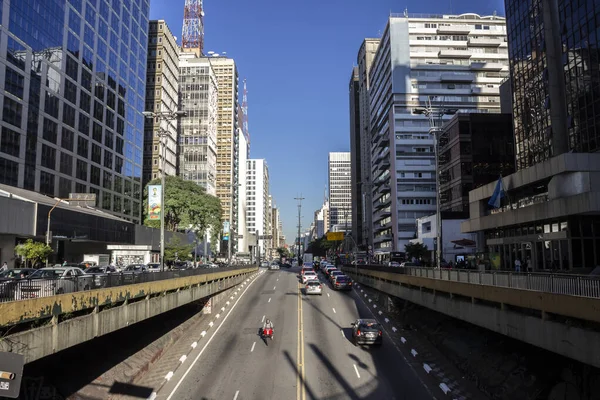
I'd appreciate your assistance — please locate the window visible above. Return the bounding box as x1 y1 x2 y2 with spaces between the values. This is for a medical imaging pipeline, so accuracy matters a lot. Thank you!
0 157 19 186
77 136 89 157
3 97 22 127
60 152 73 175
93 122 103 142
58 177 72 198
91 144 102 164
76 159 88 180
41 144 56 169
64 79 78 104
5 67 25 99
42 117 58 143
90 165 100 185
63 103 76 128
78 113 90 136
80 91 91 113
40 170 55 196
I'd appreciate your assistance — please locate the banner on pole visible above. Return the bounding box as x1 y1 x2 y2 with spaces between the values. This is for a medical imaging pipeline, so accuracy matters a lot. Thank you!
148 185 162 220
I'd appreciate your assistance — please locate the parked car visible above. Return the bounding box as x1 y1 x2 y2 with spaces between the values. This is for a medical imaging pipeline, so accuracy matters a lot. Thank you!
147 263 162 272
269 263 280 270
14 267 94 300
0 268 36 301
305 280 323 295
350 319 383 346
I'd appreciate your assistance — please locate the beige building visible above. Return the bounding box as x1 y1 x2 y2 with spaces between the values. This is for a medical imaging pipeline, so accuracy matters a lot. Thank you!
143 20 180 187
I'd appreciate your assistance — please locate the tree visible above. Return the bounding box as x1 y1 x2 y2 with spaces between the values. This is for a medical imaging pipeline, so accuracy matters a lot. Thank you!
164 236 194 263
404 242 428 261
15 239 53 267
306 235 337 257
276 247 291 259
143 176 223 250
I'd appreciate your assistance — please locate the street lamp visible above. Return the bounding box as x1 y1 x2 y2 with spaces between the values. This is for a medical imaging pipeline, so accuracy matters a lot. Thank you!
142 110 187 271
414 97 457 269
222 182 242 265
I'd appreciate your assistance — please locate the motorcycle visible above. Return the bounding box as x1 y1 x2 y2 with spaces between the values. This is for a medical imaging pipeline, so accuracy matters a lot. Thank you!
262 327 274 340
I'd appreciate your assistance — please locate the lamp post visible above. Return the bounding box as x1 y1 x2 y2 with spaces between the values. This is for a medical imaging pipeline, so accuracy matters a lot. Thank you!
142 110 187 271
414 97 457 269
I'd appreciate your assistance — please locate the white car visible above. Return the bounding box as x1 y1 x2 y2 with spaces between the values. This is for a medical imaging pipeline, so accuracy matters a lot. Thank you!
302 271 318 283
305 281 323 295
14 267 94 300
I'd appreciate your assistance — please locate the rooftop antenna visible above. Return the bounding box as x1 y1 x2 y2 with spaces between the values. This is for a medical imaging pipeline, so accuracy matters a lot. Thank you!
403 8 408 17
182 0 204 56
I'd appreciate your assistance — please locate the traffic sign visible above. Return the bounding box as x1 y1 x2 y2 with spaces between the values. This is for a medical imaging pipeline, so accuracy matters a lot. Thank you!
327 232 344 241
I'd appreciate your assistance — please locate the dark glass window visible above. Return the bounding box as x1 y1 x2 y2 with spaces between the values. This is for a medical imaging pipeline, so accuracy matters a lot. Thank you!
114 175 123 193
93 122 103 143
3 97 23 127
40 170 55 196
60 152 73 175
78 113 90 136
93 100 104 121
6 37 26 71
115 156 123 173
44 92 60 118
43 118 58 143
124 179 132 196
116 136 124 154
81 68 92 91
5 67 25 99
113 195 122 213
103 171 112 190
75 182 86 193
90 165 100 185
107 89 116 109
1 126 20 157
102 190 111 210
104 151 113 169
77 136 89 157
95 84 105 102
63 103 76 128
80 91 91 113
105 109 114 127
67 31 80 58
116 117 124 135
23 164 35 190
0 158 19 186
25 133 37 166
76 158 88 180
41 144 56 169
105 130 114 149
61 128 74 151
66 56 79 81
91 143 101 164
64 79 78 105
58 177 72 198
117 98 125 117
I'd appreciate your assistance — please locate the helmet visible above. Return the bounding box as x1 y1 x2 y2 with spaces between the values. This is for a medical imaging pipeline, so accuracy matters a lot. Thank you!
266 319 271 324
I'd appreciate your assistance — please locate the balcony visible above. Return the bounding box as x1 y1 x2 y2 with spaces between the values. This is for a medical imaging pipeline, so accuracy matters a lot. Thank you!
377 160 391 170
440 72 474 82
438 49 472 59
437 25 471 35
471 86 499 95
467 37 503 47
375 196 392 210
469 62 504 71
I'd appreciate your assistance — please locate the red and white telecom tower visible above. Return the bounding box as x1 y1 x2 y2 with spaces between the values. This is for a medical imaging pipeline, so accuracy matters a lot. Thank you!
182 0 204 56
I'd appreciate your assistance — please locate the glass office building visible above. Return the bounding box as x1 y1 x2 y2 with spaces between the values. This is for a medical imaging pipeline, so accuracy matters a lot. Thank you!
0 0 149 223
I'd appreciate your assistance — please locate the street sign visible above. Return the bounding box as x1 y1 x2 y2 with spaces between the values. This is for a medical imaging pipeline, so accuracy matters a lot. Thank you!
68 193 97 207
327 232 344 241
0 352 24 398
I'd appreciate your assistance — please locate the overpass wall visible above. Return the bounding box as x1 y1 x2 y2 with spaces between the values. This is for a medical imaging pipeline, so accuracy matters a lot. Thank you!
343 268 600 369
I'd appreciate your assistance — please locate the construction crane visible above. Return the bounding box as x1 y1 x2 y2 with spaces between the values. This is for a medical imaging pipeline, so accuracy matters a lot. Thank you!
182 0 205 56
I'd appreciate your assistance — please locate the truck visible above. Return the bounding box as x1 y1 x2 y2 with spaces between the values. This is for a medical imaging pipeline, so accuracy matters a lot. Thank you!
82 254 110 267
303 253 313 265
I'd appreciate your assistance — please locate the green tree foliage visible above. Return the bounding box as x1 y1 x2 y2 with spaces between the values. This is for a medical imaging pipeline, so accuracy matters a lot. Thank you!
276 247 291 259
143 176 222 249
404 242 428 260
305 235 337 257
15 239 53 267
164 236 194 263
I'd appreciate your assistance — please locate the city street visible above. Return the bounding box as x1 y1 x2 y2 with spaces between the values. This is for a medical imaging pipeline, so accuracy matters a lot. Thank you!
155 265 434 400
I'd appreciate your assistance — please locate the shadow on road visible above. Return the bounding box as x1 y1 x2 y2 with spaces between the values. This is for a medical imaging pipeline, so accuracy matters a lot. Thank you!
108 381 154 398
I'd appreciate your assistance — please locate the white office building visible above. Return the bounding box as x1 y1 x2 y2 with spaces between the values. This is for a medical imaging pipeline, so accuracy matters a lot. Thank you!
246 159 269 257
236 128 249 253
368 13 508 256
328 152 352 232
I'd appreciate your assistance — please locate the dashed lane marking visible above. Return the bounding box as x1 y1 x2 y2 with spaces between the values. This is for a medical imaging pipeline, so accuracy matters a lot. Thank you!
179 355 187 363
411 349 418 357
353 364 361 379
400 337 406 344
268 297 271 303
234 390 240 400
251 342 256 352
165 371 174 381
332 308 336 314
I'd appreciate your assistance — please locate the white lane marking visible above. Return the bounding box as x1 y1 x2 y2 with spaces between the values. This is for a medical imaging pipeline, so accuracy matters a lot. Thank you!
268 297 271 303
273 286 276 290
233 390 240 400
191 341 198 348
165 371 174 381
332 308 336 314
373 304 377 308
368 299 372 303
147 392 157 400
179 355 187 363
378 311 382 315
392 327 398 333
327 293 330 298
423 363 432 374
364 294 367 298
439 382 451 394
251 342 256 352
261 315 265 322
209 321 214 327
340 329 345 338
226 301 230 305
166 270 262 400
360 289 364 293
230 296 234 300
385 318 389 323
221 306 225 311
400 337 406 344
200 331 206 337
216 314 221 319
353 364 361 379
411 349 418 357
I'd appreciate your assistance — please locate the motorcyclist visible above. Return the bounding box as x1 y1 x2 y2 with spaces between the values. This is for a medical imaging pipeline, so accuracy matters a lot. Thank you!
262 318 274 338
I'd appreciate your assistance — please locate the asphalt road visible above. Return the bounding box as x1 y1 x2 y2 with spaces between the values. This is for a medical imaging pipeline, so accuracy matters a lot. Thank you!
156 265 434 400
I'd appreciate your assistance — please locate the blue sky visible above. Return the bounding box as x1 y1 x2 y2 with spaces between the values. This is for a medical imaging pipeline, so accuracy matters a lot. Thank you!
150 0 506 244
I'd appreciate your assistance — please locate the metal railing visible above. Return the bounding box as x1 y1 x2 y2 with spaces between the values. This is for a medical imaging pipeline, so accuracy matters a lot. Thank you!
345 265 600 298
0 265 252 303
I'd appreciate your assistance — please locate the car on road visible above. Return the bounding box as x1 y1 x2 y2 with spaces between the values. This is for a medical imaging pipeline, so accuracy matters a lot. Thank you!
332 275 352 291
269 263 280 270
300 266 314 277
304 280 323 295
84 265 117 288
329 270 344 283
261 261 270 268
0 268 36 301
323 266 337 277
350 319 383 346
301 271 318 283
14 267 94 300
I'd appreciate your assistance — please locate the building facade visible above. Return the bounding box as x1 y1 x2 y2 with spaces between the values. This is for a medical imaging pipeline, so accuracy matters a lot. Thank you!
328 152 352 232
368 14 508 257
143 20 179 188
0 0 150 223
438 113 515 212
246 159 269 257
177 54 218 195
314 199 329 238
236 127 249 253
349 67 362 244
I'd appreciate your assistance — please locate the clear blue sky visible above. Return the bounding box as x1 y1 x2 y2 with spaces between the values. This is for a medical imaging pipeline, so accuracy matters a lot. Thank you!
150 0 505 244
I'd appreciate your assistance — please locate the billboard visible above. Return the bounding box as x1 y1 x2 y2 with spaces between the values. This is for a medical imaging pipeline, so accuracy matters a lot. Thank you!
326 232 344 241
148 185 162 220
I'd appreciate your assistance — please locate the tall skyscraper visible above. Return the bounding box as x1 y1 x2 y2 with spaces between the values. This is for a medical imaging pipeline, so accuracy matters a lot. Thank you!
0 0 150 223
143 20 179 188
246 159 269 256
237 127 249 252
368 14 508 254
177 54 218 195
328 152 352 232
351 38 380 250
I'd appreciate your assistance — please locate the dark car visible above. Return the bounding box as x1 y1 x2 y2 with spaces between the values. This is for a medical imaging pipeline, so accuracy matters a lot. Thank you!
84 265 117 288
351 319 383 346
332 275 352 291
0 268 36 301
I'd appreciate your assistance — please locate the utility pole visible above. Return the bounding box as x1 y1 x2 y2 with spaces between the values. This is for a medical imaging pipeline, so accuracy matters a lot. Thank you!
294 194 305 263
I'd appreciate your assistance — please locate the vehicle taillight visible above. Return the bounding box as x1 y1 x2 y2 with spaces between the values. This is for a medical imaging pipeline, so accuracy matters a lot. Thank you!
379 330 382 336
357 329 361 336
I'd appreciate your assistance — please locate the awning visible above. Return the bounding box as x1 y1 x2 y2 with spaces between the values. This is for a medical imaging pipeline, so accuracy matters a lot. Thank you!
451 239 476 247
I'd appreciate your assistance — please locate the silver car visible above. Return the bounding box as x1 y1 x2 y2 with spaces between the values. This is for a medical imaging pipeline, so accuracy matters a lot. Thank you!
305 280 323 295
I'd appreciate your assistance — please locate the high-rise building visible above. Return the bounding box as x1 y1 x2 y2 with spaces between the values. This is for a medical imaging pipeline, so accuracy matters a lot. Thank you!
177 54 218 195
271 205 281 255
0 0 150 223
236 127 249 253
266 195 274 258
246 159 269 256
314 199 330 238
143 20 179 188
368 14 508 255
210 57 240 255
351 38 380 250
328 152 352 232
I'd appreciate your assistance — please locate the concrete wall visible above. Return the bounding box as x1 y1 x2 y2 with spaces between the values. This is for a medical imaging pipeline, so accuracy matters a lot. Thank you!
345 270 600 369
0 270 256 364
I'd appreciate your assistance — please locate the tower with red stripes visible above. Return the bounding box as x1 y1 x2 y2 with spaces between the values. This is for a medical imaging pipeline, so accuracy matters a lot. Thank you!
182 0 204 56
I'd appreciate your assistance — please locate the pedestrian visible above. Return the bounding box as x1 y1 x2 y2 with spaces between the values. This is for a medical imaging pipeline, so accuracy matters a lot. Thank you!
515 258 522 273
0 262 7 272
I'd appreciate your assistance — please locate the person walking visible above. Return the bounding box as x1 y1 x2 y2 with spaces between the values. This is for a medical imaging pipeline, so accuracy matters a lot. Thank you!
515 258 522 273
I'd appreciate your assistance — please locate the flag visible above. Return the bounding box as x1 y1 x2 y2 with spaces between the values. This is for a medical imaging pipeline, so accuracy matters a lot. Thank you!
488 176 505 209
